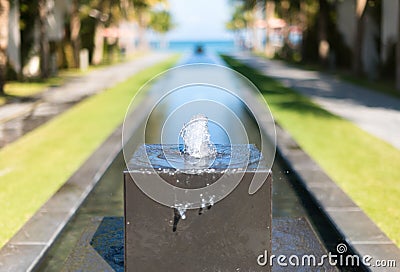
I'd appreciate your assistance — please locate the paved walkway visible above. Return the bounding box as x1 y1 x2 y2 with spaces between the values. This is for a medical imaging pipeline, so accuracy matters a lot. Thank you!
0 52 172 147
234 53 400 150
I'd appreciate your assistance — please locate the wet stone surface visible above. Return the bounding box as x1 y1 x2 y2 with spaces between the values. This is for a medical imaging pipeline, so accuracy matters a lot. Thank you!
129 144 265 171
64 217 335 272
90 217 124 272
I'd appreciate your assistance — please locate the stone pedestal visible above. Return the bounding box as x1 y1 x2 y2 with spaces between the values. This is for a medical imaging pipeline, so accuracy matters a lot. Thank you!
124 144 272 271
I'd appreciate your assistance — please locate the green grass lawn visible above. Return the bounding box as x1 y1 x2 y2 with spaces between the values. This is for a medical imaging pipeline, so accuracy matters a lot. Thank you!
0 55 179 248
4 77 64 97
0 52 148 107
0 77 64 107
222 55 400 247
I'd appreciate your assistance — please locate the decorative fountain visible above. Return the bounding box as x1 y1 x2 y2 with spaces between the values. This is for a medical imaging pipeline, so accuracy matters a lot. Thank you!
39 61 339 272
124 114 272 271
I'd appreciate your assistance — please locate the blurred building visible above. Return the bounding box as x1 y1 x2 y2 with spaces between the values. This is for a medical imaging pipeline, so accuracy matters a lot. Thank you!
381 0 399 65
336 0 398 78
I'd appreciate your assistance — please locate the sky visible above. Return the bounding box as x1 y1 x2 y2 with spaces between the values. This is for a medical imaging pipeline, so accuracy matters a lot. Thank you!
166 0 234 41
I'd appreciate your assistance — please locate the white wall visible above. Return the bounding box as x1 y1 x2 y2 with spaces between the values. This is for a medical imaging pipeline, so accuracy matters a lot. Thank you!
381 0 398 62
363 11 380 79
336 0 380 78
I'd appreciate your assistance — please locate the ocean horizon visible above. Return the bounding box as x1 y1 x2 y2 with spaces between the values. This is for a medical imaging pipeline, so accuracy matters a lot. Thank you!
150 40 237 53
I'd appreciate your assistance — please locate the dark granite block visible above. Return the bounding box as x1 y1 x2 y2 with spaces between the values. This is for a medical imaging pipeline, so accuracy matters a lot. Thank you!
124 144 272 271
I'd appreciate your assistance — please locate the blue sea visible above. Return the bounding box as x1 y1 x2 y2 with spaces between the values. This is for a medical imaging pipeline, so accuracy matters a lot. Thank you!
151 40 237 53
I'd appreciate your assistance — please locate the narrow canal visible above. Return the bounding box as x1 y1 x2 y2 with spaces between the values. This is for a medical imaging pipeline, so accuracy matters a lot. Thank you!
37 51 355 271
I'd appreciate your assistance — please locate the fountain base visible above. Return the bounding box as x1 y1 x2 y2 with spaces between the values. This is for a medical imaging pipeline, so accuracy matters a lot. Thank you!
124 144 272 271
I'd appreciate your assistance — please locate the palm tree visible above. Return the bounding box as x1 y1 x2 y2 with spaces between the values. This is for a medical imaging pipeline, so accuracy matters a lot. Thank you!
230 1 258 50
70 0 81 68
149 10 174 48
244 0 261 51
38 0 50 78
353 0 367 76
0 0 9 94
87 0 118 65
132 0 166 50
264 1 275 56
318 0 329 66
226 4 247 48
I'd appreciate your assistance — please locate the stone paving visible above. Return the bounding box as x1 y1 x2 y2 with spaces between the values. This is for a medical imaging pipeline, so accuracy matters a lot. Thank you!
234 53 400 150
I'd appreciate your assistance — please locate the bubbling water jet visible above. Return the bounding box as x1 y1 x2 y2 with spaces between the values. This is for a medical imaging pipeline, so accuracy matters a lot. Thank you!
172 114 217 227
179 114 216 159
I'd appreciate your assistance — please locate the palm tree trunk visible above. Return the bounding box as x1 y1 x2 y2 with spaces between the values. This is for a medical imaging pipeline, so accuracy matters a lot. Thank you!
92 22 104 65
0 0 9 95
353 0 367 76
138 10 148 50
299 0 308 61
70 0 81 68
38 0 50 78
318 0 329 66
264 1 275 57
160 33 167 49
396 1 400 91
251 6 261 52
